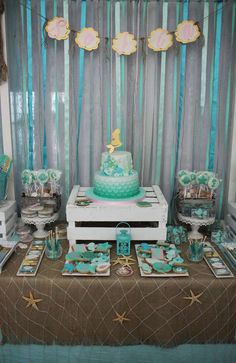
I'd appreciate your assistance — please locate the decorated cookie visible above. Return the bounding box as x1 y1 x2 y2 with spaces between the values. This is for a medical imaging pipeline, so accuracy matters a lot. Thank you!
91 255 109 265
96 263 110 273
170 256 184 265
96 242 112 252
62 263 75 274
153 262 172 273
87 242 96 252
72 244 87 253
173 266 188 274
139 243 152 251
139 262 152 274
76 263 96 274
151 247 164 260
66 251 82 262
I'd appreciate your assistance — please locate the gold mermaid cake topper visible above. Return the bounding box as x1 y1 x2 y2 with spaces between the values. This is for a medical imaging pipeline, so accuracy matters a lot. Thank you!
106 128 122 154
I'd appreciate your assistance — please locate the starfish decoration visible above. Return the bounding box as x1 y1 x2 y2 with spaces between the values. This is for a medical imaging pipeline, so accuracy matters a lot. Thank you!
183 289 203 306
113 311 130 324
112 255 136 268
22 292 43 311
112 257 126 266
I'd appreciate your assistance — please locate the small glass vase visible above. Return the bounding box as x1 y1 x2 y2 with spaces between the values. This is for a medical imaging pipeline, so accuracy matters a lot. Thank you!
45 238 62 260
187 240 204 263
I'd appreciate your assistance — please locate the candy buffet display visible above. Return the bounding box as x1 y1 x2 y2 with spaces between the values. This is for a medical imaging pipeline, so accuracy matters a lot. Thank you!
16 240 45 276
135 242 189 277
62 242 112 276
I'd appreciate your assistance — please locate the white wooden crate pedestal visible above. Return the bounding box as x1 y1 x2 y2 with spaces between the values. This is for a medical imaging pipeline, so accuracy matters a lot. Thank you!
66 185 168 246
0 201 17 241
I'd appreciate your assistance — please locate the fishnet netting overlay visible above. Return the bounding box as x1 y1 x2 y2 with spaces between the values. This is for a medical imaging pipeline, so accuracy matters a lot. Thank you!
0 242 235 347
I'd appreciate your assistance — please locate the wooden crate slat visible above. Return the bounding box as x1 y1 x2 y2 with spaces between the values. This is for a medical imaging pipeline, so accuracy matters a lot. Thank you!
0 213 17 234
67 227 167 241
0 201 16 221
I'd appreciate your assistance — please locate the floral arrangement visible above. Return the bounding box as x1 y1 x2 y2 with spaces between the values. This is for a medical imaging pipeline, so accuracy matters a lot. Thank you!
177 170 222 200
21 169 62 197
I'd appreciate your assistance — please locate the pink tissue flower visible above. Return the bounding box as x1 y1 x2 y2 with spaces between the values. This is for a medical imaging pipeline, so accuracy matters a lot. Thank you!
75 28 100 51
148 28 173 51
45 17 70 40
175 20 201 44
112 32 137 55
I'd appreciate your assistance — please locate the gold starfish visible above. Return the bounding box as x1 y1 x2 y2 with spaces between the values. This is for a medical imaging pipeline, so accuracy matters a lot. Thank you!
183 289 203 306
113 311 130 324
22 292 43 311
112 255 136 268
119 255 136 267
112 257 126 266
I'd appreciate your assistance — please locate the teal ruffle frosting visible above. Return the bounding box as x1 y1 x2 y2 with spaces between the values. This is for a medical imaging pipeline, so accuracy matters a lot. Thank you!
94 171 139 199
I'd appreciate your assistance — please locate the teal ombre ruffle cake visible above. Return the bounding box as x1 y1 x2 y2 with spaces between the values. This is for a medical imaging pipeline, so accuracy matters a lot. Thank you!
92 151 141 199
94 171 139 199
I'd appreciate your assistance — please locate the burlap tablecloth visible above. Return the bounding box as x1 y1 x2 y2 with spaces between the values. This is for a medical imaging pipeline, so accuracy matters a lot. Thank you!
0 242 235 347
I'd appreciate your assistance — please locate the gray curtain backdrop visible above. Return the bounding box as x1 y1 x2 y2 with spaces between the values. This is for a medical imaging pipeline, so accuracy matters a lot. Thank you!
3 0 236 216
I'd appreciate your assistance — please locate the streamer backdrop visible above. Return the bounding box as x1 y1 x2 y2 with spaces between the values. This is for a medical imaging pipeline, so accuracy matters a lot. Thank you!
3 0 236 217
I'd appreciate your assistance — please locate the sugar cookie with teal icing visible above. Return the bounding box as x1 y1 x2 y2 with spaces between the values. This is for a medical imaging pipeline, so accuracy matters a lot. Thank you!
76 263 96 274
139 262 152 274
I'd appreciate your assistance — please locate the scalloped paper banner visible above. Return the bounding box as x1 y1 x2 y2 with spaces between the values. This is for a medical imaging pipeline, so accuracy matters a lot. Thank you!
45 17 70 40
112 32 137 55
148 28 173 51
175 20 201 44
75 27 100 51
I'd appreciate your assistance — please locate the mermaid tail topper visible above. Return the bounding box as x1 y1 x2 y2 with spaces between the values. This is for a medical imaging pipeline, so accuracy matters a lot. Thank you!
106 128 122 154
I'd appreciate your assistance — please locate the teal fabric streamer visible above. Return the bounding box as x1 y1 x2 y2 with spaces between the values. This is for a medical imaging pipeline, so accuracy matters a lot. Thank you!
26 0 34 170
64 0 70 196
136 0 147 175
208 2 223 171
199 2 209 167
106 0 111 143
200 2 209 110
168 2 180 223
120 0 126 147
175 0 188 171
54 0 60 168
155 2 168 185
115 2 121 131
76 0 86 181
40 0 47 169
20 1 28 166
218 2 236 217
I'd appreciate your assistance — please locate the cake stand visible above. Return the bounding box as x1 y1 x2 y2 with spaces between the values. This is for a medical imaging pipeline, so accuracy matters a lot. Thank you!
177 212 215 240
21 213 59 239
